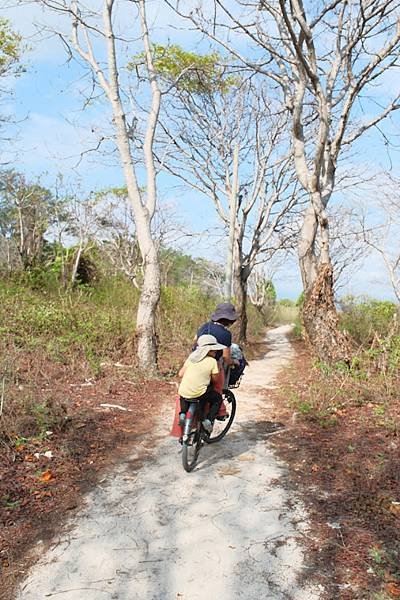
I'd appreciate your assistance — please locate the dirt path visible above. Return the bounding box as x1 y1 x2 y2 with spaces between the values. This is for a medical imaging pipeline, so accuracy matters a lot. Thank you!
17 325 322 600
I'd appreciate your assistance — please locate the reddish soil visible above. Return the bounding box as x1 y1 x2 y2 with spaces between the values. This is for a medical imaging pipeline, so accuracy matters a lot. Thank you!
0 335 266 600
0 363 176 600
5 333 397 599
268 339 400 600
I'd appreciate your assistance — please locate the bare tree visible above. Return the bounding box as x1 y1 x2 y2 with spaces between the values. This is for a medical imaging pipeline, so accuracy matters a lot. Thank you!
248 264 276 319
171 0 400 362
159 62 298 339
0 18 23 156
35 0 165 373
360 176 400 302
92 190 187 290
329 205 370 294
0 170 54 270
66 192 102 287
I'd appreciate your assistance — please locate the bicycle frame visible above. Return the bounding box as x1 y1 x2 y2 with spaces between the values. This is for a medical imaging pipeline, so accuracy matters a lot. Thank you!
182 401 202 441
180 390 237 472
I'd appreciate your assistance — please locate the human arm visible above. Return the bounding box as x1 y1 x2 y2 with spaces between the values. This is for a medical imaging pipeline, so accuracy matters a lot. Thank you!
211 372 220 385
210 357 221 385
178 360 188 378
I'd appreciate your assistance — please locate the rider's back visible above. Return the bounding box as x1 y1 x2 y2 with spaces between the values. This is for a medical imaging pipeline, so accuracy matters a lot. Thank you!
197 321 232 361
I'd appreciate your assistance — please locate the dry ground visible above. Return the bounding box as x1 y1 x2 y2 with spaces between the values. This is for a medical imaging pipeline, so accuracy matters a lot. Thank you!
2 331 398 600
267 339 400 600
0 367 176 600
0 336 267 600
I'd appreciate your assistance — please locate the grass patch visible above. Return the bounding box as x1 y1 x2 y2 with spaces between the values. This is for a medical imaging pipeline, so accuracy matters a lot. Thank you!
0 275 266 445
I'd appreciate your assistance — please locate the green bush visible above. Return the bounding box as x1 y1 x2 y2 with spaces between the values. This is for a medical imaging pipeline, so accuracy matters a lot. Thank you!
273 304 299 325
278 298 295 307
157 284 218 360
0 277 136 372
246 302 266 337
0 272 270 389
295 291 304 307
339 296 398 346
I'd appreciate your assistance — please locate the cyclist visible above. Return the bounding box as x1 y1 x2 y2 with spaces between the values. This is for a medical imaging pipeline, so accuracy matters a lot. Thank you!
195 302 240 389
178 334 226 433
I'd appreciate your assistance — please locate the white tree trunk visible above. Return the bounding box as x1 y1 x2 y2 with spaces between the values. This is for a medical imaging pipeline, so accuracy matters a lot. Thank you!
102 0 160 372
70 244 83 286
298 203 318 292
225 143 239 300
111 100 160 374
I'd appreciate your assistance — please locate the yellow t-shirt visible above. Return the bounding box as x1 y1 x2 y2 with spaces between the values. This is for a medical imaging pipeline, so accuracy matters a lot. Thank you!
178 356 219 399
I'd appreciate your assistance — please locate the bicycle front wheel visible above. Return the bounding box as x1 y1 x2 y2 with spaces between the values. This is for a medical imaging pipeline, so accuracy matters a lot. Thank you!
206 389 236 444
182 428 202 472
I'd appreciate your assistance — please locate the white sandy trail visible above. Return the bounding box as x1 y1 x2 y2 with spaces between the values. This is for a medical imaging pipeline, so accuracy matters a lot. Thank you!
17 325 321 600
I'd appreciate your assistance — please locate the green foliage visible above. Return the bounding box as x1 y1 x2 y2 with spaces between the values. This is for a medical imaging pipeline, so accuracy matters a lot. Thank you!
264 280 276 304
160 248 199 286
296 291 304 307
278 298 295 307
0 277 135 374
94 186 128 199
292 320 303 339
273 304 299 325
271 298 299 327
129 44 237 94
157 284 216 360
0 170 57 270
0 19 22 77
368 545 400 589
246 302 266 337
160 248 223 292
340 296 398 346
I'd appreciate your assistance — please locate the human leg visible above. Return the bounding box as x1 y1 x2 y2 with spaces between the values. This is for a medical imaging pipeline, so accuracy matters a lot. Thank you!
198 388 222 424
206 389 223 421
179 397 190 426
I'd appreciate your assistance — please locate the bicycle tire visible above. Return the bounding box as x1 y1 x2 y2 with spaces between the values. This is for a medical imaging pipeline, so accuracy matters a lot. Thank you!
205 389 236 444
182 427 203 472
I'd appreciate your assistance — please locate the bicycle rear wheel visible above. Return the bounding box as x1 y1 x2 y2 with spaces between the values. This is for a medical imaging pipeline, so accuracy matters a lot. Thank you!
206 389 236 444
182 427 202 472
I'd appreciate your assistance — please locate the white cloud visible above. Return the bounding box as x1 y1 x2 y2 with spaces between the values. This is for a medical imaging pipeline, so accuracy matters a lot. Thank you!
3 110 116 185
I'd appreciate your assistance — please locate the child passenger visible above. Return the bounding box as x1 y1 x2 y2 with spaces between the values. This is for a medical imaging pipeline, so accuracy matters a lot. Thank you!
178 334 226 433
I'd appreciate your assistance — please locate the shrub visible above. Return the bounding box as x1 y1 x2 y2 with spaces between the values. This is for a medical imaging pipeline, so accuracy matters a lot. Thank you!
278 298 295 307
273 304 299 325
339 296 398 346
295 291 304 307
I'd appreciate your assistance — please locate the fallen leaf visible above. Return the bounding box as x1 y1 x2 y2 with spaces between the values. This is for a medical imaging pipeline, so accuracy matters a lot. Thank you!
385 582 400 598
39 469 53 483
217 466 241 476
389 503 400 517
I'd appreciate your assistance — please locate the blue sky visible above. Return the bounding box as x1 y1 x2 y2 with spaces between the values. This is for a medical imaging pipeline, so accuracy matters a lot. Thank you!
2 1 400 301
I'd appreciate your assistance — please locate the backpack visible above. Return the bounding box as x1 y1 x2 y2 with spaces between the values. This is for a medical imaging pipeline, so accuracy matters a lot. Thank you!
228 343 248 386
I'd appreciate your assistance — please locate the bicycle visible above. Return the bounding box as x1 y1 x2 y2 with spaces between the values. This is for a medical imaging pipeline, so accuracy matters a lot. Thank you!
181 387 237 473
